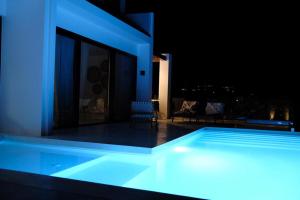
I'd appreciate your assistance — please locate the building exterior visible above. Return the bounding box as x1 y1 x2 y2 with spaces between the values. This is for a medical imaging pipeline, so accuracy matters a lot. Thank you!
0 0 156 136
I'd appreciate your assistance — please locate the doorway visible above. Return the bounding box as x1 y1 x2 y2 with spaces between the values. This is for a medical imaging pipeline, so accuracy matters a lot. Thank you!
54 29 137 129
111 51 137 121
54 33 78 127
152 54 172 119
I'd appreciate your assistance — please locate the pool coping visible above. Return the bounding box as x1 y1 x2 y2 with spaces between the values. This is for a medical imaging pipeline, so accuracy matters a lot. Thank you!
0 134 153 154
1 127 299 155
0 128 204 156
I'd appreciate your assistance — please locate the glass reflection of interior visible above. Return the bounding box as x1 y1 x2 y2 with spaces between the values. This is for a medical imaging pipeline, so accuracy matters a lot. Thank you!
79 42 110 125
54 31 137 128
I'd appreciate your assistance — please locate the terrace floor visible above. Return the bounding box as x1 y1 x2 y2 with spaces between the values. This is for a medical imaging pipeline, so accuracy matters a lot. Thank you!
47 120 202 148
47 119 292 148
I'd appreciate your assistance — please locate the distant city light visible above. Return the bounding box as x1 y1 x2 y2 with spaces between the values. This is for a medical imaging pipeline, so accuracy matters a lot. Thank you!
270 108 275 120
284 108 290 121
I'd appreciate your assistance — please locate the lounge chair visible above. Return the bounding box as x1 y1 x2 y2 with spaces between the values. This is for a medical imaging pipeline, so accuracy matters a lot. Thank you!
171 100 199 122
196 102 225 123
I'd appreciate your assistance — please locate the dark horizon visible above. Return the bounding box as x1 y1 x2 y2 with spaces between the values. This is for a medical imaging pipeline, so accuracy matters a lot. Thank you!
127 0 299 129
127 0 297 99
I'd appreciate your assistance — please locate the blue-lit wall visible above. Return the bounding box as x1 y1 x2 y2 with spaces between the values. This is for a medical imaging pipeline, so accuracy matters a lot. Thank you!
0 0 6 16
137 44 153 101
127 12 154 100
127 13 154 37
56 0 154 101
0 0 154 136
0 0 54 136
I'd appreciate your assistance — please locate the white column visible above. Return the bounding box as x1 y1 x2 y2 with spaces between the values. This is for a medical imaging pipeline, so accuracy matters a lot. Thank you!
136 43 153 101
41 0 57 135
159 54 172 119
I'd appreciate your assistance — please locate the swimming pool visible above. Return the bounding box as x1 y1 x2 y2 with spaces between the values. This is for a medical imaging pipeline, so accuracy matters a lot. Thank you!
1 128 300 200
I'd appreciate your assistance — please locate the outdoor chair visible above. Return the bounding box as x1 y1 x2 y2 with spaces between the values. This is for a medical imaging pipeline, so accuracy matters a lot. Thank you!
130 101 158 127
171 100 199 122
196 102 225 123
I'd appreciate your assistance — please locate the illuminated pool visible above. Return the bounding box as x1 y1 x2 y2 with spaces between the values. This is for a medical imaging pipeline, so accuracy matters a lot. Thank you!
1 128 300 200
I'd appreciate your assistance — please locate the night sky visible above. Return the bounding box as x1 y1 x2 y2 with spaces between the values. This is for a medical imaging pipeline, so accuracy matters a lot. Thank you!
127 0 297 98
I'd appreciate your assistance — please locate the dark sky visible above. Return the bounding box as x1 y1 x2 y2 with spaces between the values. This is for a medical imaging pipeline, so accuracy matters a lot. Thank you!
126 1 297 98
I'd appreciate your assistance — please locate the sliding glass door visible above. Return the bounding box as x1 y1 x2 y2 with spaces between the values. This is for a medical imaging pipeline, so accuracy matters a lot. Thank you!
111 52 137 121
54 34 77 128
79 42 110 125
54 28 137 129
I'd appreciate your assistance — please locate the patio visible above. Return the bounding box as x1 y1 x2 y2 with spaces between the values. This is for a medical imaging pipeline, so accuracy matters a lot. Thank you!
47 119 293 149
47 120 202 148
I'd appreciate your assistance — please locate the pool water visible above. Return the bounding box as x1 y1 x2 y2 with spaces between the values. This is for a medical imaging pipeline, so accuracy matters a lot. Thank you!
125 133 300 200
52 154 150 186
1 128 300 200
0 140 100 175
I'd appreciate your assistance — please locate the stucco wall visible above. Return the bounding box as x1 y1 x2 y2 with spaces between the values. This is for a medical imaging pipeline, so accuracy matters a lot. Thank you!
0 0 6 16
0 0 49 136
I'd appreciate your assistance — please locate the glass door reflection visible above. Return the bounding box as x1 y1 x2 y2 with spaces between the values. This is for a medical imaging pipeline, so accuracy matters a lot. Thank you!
79 42 110 125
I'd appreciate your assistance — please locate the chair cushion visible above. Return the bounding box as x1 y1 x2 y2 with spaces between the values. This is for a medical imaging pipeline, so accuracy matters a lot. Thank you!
180 101 198 112
205 102 224 115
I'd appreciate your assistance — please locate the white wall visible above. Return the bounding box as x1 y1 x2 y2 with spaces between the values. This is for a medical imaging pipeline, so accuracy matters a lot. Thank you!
159 54 172 119
0 0 153 136
0 0 6 16
56 0 151 56
137 43 153 100
57 0 154 101
0 0 56 136
41 0 57 134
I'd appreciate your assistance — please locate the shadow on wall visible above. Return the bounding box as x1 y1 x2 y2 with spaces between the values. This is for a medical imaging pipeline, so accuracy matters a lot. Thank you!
0 110 36 136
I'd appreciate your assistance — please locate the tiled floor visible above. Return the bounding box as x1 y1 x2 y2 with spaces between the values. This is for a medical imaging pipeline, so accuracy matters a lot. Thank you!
47 119 291 148
47 121 201 148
